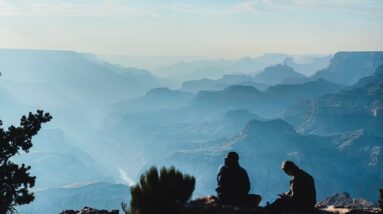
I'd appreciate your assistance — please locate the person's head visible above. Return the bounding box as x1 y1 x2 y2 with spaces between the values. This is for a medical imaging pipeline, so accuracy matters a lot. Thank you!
281 160 299 176
224 151 239 167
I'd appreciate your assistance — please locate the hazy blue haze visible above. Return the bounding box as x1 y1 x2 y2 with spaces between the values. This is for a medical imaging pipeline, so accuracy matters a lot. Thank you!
0 49 382 213
1 1 382 213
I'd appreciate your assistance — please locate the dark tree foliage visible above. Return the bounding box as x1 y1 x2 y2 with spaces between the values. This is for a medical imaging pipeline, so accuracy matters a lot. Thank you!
0 110 52 214
123 166 195 214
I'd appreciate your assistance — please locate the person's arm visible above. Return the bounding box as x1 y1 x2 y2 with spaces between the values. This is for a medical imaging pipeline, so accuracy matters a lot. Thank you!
216 166 225 193
279 180 292 198
244 170 250 193
289 179 294 196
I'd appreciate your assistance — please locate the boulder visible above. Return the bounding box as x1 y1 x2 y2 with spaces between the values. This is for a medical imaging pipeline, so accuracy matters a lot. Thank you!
59 207 119 214
318 192 376 209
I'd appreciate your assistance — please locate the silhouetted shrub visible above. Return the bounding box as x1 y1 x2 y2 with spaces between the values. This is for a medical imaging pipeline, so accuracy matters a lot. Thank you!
123 166 195 214
0 110 52 214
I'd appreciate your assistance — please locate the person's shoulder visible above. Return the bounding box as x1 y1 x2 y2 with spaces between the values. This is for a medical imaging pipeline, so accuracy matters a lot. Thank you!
298 169 314 180
239 166 248 174
218 165 227 173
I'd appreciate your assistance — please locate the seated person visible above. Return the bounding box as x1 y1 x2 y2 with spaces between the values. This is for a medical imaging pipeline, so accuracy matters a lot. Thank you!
216 152 261 207
267 161 316 213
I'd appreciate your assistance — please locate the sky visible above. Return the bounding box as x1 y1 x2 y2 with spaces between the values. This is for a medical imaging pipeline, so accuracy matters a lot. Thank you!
0 0 382 59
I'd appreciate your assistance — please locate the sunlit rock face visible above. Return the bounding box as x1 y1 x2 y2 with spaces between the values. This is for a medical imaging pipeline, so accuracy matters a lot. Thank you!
318 192 376 209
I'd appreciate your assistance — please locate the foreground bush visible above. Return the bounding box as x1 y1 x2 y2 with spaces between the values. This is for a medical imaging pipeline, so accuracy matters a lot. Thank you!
123 166 195 214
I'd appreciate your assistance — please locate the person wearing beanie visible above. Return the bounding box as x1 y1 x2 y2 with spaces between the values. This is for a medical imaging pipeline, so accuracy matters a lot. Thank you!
216 152 261 207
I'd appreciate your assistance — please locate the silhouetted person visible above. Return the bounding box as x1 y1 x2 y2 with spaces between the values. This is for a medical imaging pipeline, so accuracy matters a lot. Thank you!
267 161 316 213
216 152 261 207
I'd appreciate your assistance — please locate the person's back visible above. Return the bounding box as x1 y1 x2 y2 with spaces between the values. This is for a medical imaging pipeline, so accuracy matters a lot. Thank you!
290 168 316 210
216 164 250 204
216 152 250 205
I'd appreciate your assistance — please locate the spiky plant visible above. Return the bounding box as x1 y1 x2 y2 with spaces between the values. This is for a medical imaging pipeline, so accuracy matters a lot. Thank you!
123 166 195 214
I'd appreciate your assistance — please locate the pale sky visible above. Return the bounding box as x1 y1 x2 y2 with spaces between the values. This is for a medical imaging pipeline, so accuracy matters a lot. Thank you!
0 0 382 58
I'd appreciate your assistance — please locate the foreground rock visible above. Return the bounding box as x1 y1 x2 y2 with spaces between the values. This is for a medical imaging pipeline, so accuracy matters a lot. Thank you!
182 194 380 214
59 207 119 214
318 192 376 209
59 193 380 214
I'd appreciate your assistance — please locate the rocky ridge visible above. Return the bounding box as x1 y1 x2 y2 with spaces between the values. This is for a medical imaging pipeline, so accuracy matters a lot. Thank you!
59 193 380 214
182 195 380 214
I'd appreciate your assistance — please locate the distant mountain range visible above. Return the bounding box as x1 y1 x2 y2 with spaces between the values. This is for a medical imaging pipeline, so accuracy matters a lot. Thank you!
100 78 346 186
155 59 231 81
100 73 349 176
111 88 194 114
0 49 163 108
285 64 383 136
12 129 113 189
2 49 382 212
180 75 270 93
0 49 152 213
179 51 382 93
159 118 382 202
284 55 331 76
17 182 130 214
154 53 330 82
100 51 382 205
253 64 306 85
179 62 328 94
189 78 343 118
0 48 166 154
229 54 288 74
312 51 383 85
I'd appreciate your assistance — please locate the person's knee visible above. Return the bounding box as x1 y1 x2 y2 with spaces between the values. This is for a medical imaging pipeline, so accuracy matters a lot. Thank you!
255 194 262 205
247 194 262 206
